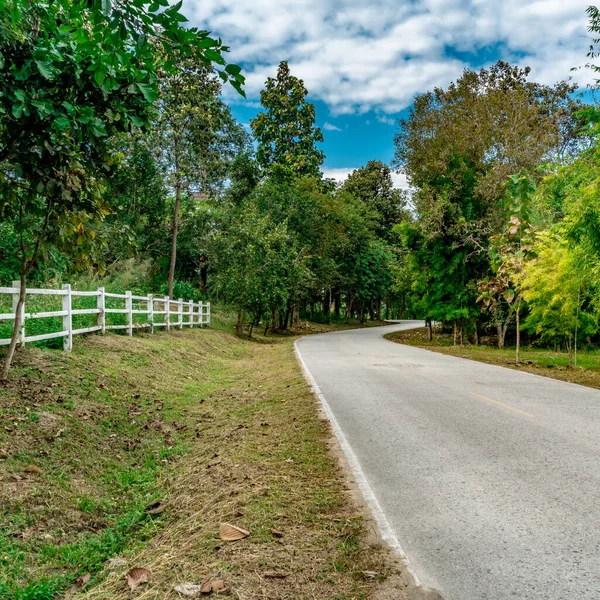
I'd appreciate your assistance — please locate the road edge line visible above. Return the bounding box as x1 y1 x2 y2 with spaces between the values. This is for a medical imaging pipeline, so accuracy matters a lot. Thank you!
294 339 423 588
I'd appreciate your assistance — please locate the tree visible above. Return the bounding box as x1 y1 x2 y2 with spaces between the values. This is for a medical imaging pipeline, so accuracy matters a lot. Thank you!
0 0 244 379
518 231 595 367
393 61 581 339
342 161 407 239
250 61 324 177
477 172 537 358
155 59 250 297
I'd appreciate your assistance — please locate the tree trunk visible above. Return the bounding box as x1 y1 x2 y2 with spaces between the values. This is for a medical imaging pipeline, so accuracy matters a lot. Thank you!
334 291 341 319
270 309 276 334
472 318 479 346
427 318 433 341
235 311 244 336
515 297 522 364
323 289 331 320
567 336 573 368
168 169 182 299
497 323 507 349
459 320 464 346
453 321 458 346
1 273 26 381
346 295 354 324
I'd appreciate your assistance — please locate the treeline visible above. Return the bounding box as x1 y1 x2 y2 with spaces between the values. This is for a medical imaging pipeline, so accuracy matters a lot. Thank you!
394 9 600 364
3 0 600 374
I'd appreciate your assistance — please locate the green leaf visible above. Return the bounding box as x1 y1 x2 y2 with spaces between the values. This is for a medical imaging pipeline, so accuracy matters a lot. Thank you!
11 103 24 119
136 82 158 102
35 60 54 80
225 64 242 76
130 115 144 128
53 116 71 131
204 49 226 65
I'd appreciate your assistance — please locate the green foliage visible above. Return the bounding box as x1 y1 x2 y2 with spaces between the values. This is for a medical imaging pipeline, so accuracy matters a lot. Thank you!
251 61 325 177
342 161 407 239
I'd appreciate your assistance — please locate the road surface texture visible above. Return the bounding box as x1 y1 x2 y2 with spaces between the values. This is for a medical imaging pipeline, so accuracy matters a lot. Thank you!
296 321 600 600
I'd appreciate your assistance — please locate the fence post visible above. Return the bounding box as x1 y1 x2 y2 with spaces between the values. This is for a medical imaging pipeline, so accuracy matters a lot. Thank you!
12 280 25 347
198 301 203 328
97 287 105 334
188 300 193 328
148 294 154 334
178 298 183 329
126 291 133 336
207 301 211 327
165 296 170 332
62 283 72 351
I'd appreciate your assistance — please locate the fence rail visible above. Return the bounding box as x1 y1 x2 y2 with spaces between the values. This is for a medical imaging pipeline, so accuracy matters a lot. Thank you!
0 281 210 351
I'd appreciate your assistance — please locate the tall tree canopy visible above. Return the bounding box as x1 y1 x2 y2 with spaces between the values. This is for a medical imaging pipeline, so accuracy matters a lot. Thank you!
250 61 324 177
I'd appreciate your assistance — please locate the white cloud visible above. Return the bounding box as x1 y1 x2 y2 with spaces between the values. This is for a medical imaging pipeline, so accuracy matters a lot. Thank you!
323 122 342 131
321 167 410 190
187 0 594 115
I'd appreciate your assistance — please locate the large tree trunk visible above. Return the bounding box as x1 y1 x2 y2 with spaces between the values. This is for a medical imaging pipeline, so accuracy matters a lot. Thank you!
427 318 433 341
1 273 26 381
168 167 182 299
323 289 330 319
453 321 458 346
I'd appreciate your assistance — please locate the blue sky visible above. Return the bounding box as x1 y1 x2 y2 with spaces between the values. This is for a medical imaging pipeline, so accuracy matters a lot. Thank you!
186 0 595 188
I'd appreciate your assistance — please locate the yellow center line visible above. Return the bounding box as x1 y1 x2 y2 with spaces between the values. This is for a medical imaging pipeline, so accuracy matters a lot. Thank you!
467 391 534 417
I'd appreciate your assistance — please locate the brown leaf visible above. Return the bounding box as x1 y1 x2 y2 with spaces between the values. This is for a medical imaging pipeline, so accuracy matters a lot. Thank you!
0 449 7 459
23 465 43 475
270 528 283 538
126 567 150 591
77 573 91 586
219 523 249 541
200 579 227 594
145 500 167 515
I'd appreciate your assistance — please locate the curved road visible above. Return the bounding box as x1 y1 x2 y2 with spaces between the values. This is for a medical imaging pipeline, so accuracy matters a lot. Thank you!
296 321 600 600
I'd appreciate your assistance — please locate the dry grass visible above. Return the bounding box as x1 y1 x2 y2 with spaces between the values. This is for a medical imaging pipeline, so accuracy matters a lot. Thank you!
1 320 406 600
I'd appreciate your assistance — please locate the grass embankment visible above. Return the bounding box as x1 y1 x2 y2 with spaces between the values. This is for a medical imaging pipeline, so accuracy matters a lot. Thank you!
387 327 600 390
1 317 405 600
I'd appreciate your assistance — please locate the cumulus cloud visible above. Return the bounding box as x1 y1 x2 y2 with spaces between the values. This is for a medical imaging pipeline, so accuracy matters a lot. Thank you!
186 0 594 114
321 167 410 190
323 122 342 131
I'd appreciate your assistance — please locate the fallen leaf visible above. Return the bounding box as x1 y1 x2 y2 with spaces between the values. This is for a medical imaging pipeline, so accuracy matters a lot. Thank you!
200 579 227 594
362 570 382 579
270 528 283 538
23 465 43 475
174 583 204 597
145 500 167 515
0 449 7 459
219 523 249 541
126 567 150 590
263 571 286 579
64 572 91 599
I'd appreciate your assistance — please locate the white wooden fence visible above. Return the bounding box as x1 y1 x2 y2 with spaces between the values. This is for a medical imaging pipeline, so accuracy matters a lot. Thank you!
0 281 210 351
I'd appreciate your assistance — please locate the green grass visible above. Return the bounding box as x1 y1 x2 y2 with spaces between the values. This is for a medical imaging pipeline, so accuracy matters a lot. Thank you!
0 312 400 600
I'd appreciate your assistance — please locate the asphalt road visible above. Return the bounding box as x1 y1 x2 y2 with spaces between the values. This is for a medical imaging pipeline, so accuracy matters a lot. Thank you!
296 321 600 600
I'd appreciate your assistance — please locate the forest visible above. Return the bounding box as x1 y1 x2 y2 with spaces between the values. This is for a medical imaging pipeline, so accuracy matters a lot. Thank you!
3 1 600 373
